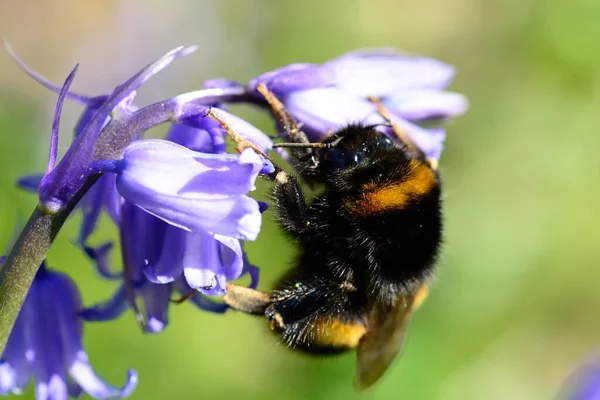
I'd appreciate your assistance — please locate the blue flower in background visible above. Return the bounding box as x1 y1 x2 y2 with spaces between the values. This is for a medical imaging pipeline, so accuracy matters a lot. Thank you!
249 48 468 161
0 262 137 399
560 356 600 400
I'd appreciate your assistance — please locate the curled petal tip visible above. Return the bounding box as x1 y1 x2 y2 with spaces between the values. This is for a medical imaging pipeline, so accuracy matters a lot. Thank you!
70 354 138 399
47 63 80 174
181 45 199 56
148 45 198 78
78 286 128 322
122 369 139 396
142 263 176 284
145 318 166 334
3 39 14 56
5 41 94 105
16 174 43 192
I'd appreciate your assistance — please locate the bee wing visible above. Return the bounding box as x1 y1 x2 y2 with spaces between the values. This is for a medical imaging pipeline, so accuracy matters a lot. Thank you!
354 287 427 390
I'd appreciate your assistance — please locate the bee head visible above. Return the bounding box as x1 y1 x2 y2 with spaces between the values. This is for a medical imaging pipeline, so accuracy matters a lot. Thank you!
315 124 399 172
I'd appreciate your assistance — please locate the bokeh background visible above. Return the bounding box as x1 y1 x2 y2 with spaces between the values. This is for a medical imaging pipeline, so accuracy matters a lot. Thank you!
0 0 599 399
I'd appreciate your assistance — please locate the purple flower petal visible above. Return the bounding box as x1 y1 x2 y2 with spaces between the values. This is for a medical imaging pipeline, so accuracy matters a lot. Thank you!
1 262 138 398
171 278 228 313
382 118 446 161
383 89 469 121
78 174 117 246
119 202 168 281
203 78 245 90
249 63 322 94
188 107 273 153
181 232 244 295
282 87 383 141
72 96 111 138
5 41 95 106
245 265 260 290
81 242 121 280
17 173 43 192
66 380 83 398
280 87 446 160
250 49 456 97
69 351 137 399
329 48 456 95
144 226 184 284
51 273 84 365
39 46 195 213
47 64 79 175
140 283 171 333
102 173 122 224
34 374 68 400
214 235 246 282
116 140 264 240
165 122 220 153
79 286 128 322
27 273 68 387
1 307 30 394
0 362 17 395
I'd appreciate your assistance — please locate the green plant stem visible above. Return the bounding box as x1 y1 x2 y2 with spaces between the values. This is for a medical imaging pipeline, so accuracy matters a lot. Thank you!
0 207 69 352
0 170 99 354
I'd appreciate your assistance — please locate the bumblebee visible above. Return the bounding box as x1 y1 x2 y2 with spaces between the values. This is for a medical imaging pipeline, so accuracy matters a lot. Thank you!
219 85 442 390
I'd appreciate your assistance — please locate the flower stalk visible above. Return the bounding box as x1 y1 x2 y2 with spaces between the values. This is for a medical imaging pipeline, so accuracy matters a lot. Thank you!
0 201 79 353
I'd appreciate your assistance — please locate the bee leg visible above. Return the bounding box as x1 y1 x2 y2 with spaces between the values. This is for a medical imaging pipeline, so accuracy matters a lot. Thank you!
368 96 439 169
224 283 271 315
255 83 317 167
205 108 271 159
272 170 310 237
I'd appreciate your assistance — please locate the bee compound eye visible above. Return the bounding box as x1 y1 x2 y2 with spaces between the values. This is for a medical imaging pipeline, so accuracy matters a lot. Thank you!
323 148 346 168
379 135 394 148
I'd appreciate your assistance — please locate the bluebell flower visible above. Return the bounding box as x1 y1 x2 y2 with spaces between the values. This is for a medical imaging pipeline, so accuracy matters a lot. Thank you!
9 46 272 279
32 47 195 215
135 121 266 293
249 48 468 161
0 262 137 399
112 138 268 240
79 200 235 333
80 122 263 332
560 356 600 400
9 45 273 333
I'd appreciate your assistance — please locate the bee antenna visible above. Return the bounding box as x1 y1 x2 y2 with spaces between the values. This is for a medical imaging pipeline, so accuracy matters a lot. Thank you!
273 136 343 150
273 142 328 149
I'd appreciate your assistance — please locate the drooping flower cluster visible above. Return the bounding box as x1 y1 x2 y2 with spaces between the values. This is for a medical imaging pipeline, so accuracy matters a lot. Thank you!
1 45 468 399
0 262 137 399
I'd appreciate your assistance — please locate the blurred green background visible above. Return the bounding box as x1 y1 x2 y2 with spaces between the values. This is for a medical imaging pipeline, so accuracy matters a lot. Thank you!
1 0 599 399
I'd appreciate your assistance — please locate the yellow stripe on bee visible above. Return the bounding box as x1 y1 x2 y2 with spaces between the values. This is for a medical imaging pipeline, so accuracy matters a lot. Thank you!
344 160 436 216
412 285 429 310
312 318 367 349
